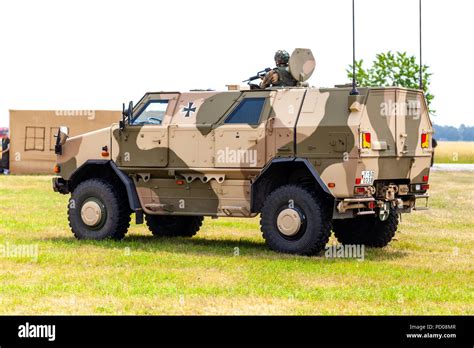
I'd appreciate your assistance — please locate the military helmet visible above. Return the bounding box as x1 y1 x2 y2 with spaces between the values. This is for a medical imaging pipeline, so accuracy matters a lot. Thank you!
274 50 290 65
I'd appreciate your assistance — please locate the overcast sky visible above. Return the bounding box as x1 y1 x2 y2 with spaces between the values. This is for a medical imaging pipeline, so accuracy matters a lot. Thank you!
0 0 472 127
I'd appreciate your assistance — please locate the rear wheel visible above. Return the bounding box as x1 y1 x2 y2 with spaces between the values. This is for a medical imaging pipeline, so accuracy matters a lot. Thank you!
68 179 131 240
260 185 331 255
332 206 399 247
146 215 203 237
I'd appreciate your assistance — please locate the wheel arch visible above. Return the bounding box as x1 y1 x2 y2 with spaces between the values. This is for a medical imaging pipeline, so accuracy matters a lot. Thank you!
250 158 333 213
68 160 141 212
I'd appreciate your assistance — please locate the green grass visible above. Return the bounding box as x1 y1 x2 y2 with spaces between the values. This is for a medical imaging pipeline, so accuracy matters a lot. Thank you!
0 173 473 315
435 141 474 164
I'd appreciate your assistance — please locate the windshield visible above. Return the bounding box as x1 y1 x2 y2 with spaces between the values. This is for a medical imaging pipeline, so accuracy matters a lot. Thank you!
131 100 169 125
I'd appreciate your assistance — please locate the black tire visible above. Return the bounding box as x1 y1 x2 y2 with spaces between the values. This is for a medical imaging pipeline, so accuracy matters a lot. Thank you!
260 185 332 255
68 179 131 240
146 215 203 237
332 207 398 247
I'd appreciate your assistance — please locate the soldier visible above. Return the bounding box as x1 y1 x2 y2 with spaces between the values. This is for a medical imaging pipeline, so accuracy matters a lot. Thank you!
1 134 10 175
260 50 298 89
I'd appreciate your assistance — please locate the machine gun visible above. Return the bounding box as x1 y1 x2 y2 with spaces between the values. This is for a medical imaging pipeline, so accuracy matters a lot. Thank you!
242 67 271 83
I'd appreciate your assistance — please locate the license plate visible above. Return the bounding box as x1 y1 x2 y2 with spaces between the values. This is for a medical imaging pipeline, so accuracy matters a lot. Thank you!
361 170 375 185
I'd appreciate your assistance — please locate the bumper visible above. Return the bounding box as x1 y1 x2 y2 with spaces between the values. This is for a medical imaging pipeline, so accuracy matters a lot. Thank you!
334 193 429 218
52 177 70 194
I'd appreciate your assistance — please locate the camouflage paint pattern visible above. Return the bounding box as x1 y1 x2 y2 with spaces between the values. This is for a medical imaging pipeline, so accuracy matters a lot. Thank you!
54 51 433 217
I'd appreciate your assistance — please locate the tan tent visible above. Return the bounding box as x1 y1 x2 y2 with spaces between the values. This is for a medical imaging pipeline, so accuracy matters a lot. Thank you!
9 110 121 174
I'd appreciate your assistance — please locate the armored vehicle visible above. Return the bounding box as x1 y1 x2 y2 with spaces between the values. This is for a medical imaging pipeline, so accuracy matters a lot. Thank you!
52 49 433 255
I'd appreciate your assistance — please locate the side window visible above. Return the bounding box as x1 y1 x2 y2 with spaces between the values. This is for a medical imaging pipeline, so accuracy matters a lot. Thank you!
224 97 265 124
131 100 169 125
25 126 45 151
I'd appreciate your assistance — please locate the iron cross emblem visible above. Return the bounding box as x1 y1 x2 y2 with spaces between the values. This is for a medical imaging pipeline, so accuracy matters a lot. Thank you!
182 102 197 117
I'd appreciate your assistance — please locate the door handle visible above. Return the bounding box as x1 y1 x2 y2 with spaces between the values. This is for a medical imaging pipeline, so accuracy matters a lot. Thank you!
266 117 275 135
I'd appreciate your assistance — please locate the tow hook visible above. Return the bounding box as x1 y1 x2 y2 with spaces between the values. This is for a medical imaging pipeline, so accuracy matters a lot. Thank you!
379 202 391 221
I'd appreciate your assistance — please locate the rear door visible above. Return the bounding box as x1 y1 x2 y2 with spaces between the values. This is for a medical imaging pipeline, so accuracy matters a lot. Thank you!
360 88 397 157
395 89 432 157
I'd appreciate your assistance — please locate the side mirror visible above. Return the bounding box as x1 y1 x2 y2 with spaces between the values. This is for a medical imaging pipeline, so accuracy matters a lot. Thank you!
120 103 127 129
120 101 134 129
54 126 69 155
58 126 69 145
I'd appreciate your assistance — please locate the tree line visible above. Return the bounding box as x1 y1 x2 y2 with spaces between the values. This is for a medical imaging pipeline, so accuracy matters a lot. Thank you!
433 124 474 141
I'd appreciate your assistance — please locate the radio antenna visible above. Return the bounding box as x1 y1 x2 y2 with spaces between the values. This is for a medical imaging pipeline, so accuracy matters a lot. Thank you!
419 0 423 91
350 0 359 95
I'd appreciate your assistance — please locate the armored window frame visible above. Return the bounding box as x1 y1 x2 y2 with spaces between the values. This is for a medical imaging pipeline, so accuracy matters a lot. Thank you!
24 126 45 151
131 100 169 125
224 97 266 125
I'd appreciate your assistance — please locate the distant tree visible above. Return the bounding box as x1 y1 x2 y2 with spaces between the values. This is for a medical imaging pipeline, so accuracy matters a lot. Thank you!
347 51 434 113
457 124 474 141
433 125 460 141
432 124 474 141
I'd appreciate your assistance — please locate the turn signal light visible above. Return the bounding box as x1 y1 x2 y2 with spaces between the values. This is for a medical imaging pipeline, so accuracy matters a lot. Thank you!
355 177 361 185
362 132 371 148
101 145 109 157
176 179 185 185
421 184 430 190
422 175 429 182
367 201 376 209
354 186 366 194
53 165 61 174
421 133 430 148
328 183 336 188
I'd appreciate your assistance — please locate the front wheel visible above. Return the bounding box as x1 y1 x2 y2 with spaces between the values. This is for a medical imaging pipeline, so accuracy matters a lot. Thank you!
68 179 131 240
260 185 332 255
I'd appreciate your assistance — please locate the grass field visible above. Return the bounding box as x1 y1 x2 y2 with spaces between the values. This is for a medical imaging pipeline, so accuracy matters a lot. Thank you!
0 172 473 315
435 141 474 163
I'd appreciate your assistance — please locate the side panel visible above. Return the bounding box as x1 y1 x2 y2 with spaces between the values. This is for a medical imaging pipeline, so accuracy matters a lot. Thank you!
169 126 215 167
168 91 238 168
214 91 271 168
136 178 252 217
214 125 266 168
131 91 266 217
265 89 305 161
113 93 179 168
295 88 362 198
57 127 112 180
117 126 169 167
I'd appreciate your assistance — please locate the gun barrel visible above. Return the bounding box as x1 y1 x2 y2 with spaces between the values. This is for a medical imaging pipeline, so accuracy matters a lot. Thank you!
243 67 271 83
